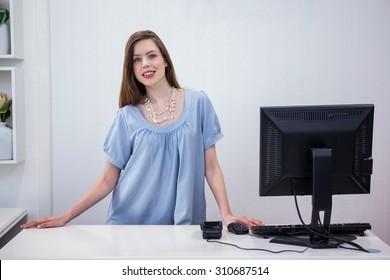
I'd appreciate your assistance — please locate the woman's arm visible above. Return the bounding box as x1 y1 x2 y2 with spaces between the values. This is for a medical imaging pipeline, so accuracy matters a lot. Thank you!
205 145 263 227
21 161 121 229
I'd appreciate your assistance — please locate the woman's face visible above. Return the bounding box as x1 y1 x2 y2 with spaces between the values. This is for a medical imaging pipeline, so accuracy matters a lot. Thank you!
132 39 167 88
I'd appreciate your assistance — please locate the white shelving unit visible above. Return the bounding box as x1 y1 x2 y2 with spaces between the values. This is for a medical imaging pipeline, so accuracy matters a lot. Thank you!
0 0 23 59
0 67 24 163
0 0 24 164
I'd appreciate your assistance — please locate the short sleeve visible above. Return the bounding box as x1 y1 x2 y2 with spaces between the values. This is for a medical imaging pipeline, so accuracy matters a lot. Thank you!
199 92 224 149
103 109 132 169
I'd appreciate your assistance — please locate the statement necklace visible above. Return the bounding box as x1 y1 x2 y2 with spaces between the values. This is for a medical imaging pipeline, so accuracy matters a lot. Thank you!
144 87 177 125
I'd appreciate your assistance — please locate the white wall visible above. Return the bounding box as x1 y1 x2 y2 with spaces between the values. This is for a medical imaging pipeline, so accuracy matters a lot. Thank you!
1 0 389 245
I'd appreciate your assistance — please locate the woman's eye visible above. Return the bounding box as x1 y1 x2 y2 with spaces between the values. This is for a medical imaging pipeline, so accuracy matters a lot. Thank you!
148 54 157 59
133 57 141 63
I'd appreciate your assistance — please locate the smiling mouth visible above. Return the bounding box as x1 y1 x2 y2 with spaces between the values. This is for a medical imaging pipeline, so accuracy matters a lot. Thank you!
142 71 155 78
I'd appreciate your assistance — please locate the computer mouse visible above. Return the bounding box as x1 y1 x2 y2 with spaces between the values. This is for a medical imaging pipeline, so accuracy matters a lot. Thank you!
227 222 249 235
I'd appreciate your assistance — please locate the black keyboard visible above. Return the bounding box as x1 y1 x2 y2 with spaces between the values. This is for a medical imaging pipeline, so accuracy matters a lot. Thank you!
251 223 371 236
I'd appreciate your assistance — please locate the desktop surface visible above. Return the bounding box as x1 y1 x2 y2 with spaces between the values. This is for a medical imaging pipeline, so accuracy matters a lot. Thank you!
0 225 389 260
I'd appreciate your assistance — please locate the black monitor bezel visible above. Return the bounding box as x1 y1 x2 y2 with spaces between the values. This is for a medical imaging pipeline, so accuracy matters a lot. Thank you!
260 104 374 198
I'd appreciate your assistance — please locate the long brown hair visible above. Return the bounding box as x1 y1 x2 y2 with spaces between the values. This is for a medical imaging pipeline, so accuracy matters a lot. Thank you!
119 30 181 107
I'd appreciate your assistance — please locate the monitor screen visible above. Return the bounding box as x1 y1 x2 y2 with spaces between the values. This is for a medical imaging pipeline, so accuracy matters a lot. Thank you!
259 104 374 248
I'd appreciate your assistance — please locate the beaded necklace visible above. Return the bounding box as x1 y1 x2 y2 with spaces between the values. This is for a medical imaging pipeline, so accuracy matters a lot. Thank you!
144 87 177 125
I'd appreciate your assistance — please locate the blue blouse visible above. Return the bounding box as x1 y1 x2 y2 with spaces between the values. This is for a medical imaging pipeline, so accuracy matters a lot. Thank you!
103 89 223 225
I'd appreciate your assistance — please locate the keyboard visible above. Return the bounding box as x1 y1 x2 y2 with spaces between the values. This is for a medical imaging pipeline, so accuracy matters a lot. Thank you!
251 223 371 236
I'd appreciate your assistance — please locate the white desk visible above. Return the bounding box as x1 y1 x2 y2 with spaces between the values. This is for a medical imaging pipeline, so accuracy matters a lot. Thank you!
0 225 389 259
0 208 27 250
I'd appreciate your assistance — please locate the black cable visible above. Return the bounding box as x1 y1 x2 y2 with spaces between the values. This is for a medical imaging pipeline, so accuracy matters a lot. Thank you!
290 178 370 253
317 219 370 253
291 179 314 232
207 239 309 254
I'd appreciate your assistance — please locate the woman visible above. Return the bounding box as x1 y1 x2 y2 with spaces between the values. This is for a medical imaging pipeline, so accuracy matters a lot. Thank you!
22 30 262 228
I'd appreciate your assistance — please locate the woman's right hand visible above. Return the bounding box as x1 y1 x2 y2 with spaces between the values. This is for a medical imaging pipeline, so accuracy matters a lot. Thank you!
21 214 69 229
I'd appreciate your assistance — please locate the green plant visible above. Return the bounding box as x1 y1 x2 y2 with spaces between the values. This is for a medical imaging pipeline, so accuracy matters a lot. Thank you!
0 2 10 24
0 92 12 122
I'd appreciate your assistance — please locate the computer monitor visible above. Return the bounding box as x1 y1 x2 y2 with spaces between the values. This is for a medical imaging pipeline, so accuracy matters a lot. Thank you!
260 104 374 248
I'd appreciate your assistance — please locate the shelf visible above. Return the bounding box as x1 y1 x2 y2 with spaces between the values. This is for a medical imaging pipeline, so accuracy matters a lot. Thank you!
0 67 24 164
0 0 24 164
0 208 27 249
0 0 23 59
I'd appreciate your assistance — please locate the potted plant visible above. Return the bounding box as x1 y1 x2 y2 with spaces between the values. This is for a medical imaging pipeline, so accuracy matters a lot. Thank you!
0 91 12 122
0 92 13 160
0 0 10 54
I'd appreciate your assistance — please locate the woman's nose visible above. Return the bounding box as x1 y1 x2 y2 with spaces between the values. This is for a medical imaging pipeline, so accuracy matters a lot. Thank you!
142 59 150 68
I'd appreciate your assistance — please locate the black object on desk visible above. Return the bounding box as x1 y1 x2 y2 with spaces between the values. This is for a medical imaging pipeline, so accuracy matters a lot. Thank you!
228 222 249 235
200 221 223 239
251 223 371 236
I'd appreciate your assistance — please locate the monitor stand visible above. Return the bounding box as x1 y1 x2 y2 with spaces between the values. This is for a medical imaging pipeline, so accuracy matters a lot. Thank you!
271 148 350 249
270 234 357 249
